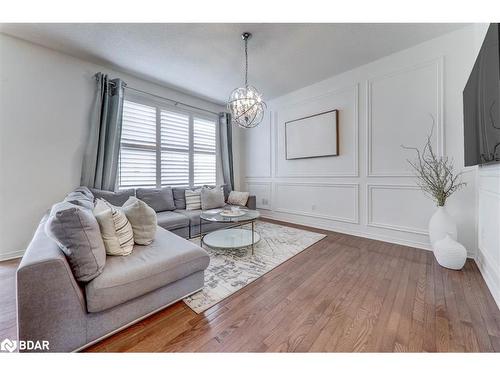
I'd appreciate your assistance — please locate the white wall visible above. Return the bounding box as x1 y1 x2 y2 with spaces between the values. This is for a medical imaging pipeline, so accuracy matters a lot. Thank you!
239 25 484 255
0 34 224 260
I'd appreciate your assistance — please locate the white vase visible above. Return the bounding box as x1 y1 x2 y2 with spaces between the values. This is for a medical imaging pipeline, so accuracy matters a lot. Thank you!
428 206 457 245
433 235 467 270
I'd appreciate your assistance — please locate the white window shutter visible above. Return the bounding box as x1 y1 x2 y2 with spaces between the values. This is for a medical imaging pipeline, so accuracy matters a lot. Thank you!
161 110 190 186
119 100 217 189
119 101 157 188
193 117 217 186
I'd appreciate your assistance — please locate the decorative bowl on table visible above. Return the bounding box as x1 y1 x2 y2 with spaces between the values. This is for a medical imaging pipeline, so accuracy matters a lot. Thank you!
219 207 246 217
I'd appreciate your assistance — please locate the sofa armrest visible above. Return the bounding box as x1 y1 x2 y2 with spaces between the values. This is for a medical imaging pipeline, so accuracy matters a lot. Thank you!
246 195 256 210
16 220 88 352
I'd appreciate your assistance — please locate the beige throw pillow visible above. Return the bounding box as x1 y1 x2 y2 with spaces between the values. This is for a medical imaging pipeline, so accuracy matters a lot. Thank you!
122 197 157 245
228 191 250 206
93 199 134 256
185 189 202 210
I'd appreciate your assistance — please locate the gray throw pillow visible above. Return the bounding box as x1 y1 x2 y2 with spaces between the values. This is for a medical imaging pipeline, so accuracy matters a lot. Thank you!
64 191 95 210
173 187 187 209
122 197 157 245
45 202 106 282
201 186 225 210
73 186 94 200
136 187 175 212
90 188 135 206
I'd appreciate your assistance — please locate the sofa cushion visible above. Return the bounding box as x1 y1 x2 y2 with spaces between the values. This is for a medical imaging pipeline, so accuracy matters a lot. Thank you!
85 227 210 312
201 186 225 210
136 187 175 212
172 187 187 209
90 188 135 207
175 209 201 225
156 211 190 231
45 201 106 282
122 197 157 245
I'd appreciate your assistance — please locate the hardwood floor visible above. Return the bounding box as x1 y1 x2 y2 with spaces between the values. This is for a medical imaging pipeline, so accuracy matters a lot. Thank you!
1 219 500 352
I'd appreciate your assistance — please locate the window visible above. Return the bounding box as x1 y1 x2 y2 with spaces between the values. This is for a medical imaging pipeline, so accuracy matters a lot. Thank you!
118 99 217 189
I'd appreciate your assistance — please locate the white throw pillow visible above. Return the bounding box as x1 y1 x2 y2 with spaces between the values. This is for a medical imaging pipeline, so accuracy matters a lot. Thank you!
122 197 157 245
185 189 202 210
227 191 250 206
93 199 134 256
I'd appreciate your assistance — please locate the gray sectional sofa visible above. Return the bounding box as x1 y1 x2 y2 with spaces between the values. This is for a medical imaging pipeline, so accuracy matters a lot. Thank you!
90 186 256 239
16 186 255 352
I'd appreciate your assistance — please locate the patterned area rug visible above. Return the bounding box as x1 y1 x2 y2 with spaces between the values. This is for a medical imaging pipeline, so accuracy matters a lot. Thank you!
183 220 326 313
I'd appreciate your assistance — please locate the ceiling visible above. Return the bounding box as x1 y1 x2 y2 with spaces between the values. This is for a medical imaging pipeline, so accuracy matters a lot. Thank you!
0 23 467 104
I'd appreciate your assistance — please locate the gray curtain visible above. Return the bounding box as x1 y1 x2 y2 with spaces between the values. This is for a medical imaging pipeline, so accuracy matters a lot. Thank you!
219 112 234 191
81 73 125 191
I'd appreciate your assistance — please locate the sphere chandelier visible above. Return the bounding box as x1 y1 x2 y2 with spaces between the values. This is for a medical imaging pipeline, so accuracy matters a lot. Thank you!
227 32 266 128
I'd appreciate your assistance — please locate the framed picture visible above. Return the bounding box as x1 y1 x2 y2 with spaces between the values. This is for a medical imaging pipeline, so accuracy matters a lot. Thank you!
285 109 339 160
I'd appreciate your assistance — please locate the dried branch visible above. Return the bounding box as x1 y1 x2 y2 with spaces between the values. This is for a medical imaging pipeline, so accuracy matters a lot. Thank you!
401 115 466 206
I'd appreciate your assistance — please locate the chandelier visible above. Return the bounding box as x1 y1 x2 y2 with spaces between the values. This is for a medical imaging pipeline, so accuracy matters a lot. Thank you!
227 32 266 128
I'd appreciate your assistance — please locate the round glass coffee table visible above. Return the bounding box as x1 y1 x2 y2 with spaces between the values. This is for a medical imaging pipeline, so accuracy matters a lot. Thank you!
199 208 260 254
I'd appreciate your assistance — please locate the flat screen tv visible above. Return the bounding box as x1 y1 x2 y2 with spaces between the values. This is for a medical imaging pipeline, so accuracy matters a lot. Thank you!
463 23 500 166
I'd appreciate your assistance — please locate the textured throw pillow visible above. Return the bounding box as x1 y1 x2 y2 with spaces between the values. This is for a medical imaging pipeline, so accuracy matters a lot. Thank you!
185 189 202 210
45 201 106 282
228 191 250 206
201 186 225 210
122 197 157 245
136 187 175 212
90 188 135 207
93 199 134 256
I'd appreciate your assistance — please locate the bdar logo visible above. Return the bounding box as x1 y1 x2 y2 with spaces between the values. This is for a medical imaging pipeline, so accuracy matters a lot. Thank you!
1 338 17 353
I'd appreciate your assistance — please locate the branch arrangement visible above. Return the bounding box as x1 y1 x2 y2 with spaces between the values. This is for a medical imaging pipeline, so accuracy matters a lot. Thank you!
401 118 466 207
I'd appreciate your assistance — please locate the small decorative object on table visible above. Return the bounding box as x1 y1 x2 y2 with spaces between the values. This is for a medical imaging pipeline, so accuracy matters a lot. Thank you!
402 120 467 270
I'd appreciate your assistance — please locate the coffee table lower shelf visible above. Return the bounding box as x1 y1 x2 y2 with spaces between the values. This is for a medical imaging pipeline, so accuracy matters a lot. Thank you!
201 228 261 254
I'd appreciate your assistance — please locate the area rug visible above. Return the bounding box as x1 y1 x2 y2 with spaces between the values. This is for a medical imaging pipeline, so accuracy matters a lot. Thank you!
183 220 326 313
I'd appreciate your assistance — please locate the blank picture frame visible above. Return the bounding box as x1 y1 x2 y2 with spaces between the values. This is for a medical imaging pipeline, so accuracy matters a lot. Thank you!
285 109 339 160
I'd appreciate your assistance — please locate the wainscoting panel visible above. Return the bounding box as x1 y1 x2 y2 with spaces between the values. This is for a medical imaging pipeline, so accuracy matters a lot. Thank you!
367 184 435 235
478 189 500 270
477 165 500 308
245 181 272 209
274 84 358 177
273 182 359 224
367 58 443 177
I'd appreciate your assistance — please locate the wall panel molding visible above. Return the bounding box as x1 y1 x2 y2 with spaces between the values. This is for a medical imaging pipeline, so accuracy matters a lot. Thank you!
245 181 272 209
273 84 359 178
366 57 444 177
273 182 359 224
367 184 429 235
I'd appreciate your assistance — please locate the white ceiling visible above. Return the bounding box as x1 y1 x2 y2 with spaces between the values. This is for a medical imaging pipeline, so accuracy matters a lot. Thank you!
0 23 467 104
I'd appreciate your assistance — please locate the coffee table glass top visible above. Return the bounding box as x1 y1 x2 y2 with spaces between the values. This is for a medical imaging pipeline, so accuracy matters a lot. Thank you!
200 208 260 223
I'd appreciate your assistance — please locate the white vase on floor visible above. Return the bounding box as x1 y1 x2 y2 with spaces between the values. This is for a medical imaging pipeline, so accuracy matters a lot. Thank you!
428 206 457 245
433 235 467 270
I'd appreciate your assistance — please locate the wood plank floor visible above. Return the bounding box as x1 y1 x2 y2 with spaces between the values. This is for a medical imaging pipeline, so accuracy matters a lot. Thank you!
1 219 500 352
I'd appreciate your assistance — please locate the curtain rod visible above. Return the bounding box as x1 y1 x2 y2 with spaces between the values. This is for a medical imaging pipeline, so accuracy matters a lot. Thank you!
95 73 221 116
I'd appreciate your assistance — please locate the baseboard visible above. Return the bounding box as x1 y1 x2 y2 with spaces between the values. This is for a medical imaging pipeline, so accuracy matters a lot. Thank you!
0 249 25 262
260 211 476 259
475 248 500 310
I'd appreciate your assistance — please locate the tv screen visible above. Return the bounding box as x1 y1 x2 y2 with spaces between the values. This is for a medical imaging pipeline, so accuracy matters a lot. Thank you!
463 23 500 167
